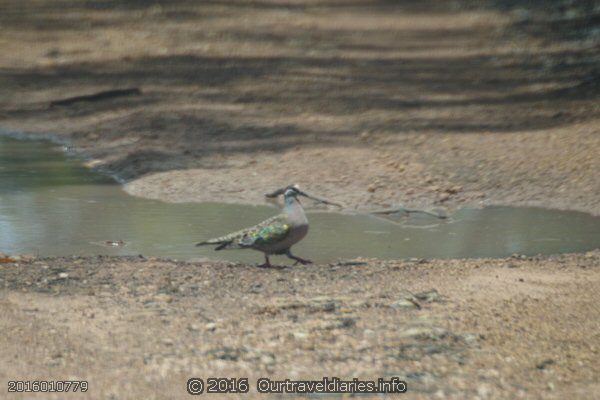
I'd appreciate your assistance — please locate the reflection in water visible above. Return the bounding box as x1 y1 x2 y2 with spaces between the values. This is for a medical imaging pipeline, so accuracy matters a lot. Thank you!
1 136 599 263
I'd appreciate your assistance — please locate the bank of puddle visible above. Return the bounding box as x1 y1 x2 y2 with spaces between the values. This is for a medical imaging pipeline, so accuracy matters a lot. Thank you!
1 136 599 264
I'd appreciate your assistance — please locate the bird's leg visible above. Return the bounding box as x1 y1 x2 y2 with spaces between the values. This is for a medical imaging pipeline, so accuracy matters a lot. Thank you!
257 254 272 268
286 250 312 265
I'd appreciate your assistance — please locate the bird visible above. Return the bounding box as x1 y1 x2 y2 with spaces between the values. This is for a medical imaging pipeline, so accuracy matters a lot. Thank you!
196 185 312 268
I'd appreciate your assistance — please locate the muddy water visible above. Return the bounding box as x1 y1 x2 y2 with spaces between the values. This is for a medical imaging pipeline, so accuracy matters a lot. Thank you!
1 136 599 264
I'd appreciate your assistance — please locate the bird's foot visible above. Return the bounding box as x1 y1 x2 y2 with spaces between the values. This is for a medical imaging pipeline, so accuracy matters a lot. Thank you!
256 262 272 268
292 257 313 265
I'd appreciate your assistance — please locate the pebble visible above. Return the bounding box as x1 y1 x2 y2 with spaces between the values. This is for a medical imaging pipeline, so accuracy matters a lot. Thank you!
205 322 217 331
260 354 275 365
461 333 481 345
438 193 450 202
399 326 446 339
57 272 69 279
291 331 309 340
390 298 420 309
415 289 442 303
154 294 173 303
446 185 462 194
477 383 492 399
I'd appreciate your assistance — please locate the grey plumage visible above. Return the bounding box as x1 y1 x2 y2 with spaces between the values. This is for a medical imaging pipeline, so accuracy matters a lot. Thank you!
196 186 311 267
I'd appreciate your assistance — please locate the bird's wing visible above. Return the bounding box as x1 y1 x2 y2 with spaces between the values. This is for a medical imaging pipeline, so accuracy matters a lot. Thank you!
196 214 291 250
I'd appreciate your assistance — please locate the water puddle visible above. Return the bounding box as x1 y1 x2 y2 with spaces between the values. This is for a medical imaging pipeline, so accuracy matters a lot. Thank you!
1 136 599 264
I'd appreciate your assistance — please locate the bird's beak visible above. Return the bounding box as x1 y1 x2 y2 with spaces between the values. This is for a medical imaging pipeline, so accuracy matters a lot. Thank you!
298 191 343 207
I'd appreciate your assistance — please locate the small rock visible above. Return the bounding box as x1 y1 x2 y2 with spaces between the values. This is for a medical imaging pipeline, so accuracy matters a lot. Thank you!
57 272 69 279
584 251 596 259
536 359 554 370
337 317 356 328
461 333 481 345
414 289 442 303
445 185 462 194
260 354 275 365
391 298 420 309
154 294 173 303
477 383 492 399
291 331 309 340
162 338 174 346
307 297 337 313
399 326 448 340
205 322 217 332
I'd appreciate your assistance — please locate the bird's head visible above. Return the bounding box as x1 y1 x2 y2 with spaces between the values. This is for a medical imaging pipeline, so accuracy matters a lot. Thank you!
284 184 302 199
265 184 343 208
283 184 303 205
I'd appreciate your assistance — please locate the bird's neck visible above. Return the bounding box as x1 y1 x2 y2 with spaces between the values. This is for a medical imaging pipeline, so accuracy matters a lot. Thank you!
285 195 297 207
284 197 307 224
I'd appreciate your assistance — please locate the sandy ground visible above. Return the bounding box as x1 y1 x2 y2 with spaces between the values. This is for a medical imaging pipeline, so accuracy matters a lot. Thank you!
1 251 599 399
1 1 599 399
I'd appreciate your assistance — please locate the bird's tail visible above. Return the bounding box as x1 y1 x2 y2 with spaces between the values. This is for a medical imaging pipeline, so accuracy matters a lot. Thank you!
195 239 220 246
196 227 250 250
196 232 240 250
196 240 231 250
196 238 226 245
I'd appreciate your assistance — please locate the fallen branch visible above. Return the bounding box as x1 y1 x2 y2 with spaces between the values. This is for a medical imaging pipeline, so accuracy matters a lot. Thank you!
50 88 141 107
371 207 447 219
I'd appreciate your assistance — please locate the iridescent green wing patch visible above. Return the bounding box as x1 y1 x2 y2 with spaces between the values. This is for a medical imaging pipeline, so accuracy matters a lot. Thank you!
246 217 290 247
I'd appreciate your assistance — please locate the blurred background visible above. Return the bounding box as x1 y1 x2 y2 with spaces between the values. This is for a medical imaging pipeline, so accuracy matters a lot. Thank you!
1 0 599 215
